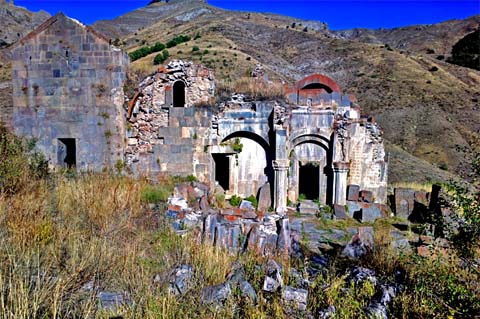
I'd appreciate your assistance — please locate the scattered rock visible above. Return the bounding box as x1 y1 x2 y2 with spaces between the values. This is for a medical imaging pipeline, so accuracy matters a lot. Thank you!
97 291 130 312
168 265 194 295
318 305 336 318
239 199 255 211
263 260 283 292
226 263 258 303
201 282 232 306
282 286 308 311
347 267 378 287
341 227 374 259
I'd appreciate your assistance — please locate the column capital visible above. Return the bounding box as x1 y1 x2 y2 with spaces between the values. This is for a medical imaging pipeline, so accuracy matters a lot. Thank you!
273 159 289 170
333 161 350 171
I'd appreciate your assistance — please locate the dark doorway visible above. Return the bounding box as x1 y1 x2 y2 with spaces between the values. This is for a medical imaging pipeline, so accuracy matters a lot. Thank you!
299 162 319 200
213 154 230 191
58 138 76 168
173 81 186 107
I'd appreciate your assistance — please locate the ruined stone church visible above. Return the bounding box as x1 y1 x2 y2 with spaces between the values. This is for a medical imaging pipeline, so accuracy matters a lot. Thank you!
9 13 388 213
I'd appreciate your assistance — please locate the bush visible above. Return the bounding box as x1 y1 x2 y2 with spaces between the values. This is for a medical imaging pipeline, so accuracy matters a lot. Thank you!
229 195 242 207
192 46 200 52
166 35 191 48
153 49 169 65
244 194 258 208
129 42 166 62
0 125 48 194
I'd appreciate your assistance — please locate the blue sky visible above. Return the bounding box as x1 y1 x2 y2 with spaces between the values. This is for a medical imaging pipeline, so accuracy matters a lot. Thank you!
14 0 480 30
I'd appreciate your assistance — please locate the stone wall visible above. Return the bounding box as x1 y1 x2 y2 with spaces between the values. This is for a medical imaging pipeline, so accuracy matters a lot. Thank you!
10 13 128 170
347 120 388 203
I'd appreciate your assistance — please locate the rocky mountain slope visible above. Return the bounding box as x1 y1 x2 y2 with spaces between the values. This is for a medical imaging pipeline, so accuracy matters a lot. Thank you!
93 0 480 186
0 0 50 49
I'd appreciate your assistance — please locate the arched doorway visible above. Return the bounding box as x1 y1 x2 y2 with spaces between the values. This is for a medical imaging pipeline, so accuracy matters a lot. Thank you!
288 134 333 204
213 131 273 199
173 81 185 107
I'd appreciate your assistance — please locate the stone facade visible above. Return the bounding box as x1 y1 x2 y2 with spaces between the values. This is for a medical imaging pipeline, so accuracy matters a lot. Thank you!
130 62 388 208
125 60 215 178
10 13 128 170
8 13 387 210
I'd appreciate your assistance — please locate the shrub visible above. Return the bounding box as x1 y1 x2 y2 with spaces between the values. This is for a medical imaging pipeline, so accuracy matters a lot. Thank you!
229 195 242 207
429 66 439 72
298 193 306 201
129 42 166 61
192 46 200 52
153 49 169 65
232 138 243 153
166 35 191 48
0 125 48 194
244 194 258 208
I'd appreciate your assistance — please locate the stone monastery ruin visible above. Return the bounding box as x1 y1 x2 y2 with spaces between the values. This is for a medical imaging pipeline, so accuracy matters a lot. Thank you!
9 13 388 213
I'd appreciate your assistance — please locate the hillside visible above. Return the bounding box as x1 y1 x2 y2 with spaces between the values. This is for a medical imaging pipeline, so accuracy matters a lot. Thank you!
93 0 480 186
0 0 50 49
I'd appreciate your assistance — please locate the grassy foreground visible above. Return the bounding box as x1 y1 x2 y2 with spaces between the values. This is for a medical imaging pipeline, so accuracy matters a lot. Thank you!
0 126 479 318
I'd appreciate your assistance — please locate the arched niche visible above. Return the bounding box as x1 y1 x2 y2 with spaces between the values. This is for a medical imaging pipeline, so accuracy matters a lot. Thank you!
172 80 186 107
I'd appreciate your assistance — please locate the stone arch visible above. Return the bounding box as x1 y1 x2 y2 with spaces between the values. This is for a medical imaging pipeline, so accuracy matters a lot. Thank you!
287 133 334 205
295 74 342 93
172 80 186 107
217 131 274 199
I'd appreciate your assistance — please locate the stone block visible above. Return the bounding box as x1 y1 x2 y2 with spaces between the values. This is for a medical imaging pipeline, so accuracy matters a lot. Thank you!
347 184 360 201
394 188 415 219
346 201 361 218
276 218 291 253
333 204 348 220
360 190 373 203
257 182 271 213
358 203 384 222
282 286 308 311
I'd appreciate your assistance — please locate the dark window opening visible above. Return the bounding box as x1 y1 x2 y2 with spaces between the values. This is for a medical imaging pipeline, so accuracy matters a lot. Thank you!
301 83 333 93
213 154 230 191
299 162 319 200
58 138 76 168
173 81 186 107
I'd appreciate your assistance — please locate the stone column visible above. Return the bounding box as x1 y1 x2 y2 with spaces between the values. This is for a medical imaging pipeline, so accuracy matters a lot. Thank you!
273 159 289 215
333 161 350 205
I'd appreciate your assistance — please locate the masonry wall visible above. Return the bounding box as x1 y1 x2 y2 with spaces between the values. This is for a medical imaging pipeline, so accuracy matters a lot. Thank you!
127 106 213 182
11 14 128 171
347 122 388 203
